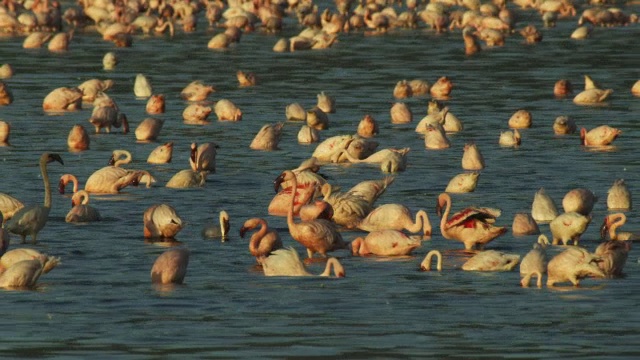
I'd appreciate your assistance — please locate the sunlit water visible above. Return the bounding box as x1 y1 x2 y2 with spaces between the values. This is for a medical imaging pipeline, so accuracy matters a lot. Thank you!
1 0 640 357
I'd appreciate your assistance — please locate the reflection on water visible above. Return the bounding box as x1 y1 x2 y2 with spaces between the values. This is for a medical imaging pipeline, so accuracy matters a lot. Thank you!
1 0 640 357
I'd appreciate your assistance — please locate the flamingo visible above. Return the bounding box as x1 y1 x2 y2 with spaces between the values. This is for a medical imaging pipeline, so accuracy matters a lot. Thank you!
77 78 114 102
499 129 521 147
445 172 480 193
275 170 347 258
351 229 422 256
297 125 320 144
531 188 558 223
269 158 327 217
508 109 532 129
430 76 453 99
299 200 334 221
214 99 242 121
461 143 485 170
573 88 613 105
600 213 639 241
347 177 395 207
237 71 256 87
135 118 164 141
357 114 379 138
549 212 591 246
594 241 630 278
512 212 540 236
240 217 283 260
552 116 576 135
390 102 412 124
146 94 165 114
420 250 443 271
202 210 230 241
286 103 306 121
357 203 431 236
259 247 345 277
562 188 596 215
166 170 207 188
312 134 378 163
331 148 409 173
65 190 101 223
42 87 83 111
5 153 63 244
150 247 190 284
580 125 621 146
180 80 215 102
143 204 183 240
520 235 549 288
67 124 90 151
147 142 174 164
553 79 573 97
321 183 372 229
134 73 153 98
0 192 24 222
250 123 284 150
103 52 117 70
190 142 218 173
0 257 47 289
424 124 451 149
461 250 521 271
58 174 79 194
436 193 507 250
0 248 60 274
316 91 335 113
306 107 329 130
88 102 128 134
607 179 631 211
0 120 10 146
183 104 212 124
546 246 605 287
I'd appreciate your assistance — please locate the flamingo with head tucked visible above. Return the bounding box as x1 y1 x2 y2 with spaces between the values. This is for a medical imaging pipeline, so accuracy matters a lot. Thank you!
580 125 621 147
351 229 422 256
436 193 507 250
143 204 183 240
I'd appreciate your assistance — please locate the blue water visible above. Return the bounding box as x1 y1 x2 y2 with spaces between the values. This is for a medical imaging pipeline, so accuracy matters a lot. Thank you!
1 0 640 357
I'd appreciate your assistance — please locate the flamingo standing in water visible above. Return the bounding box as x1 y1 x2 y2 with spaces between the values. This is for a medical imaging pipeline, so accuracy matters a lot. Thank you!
357 203 431 236
5 153 63 244
190 142 218 173
436 193 507 250
600 213 639 241
150 247 190 284
351 229 422 256
519 235 549 288
594 240 630 278
580 125 621 146
275 170 347 258
549 211 591 245
259 247 345 277
546 246 605 287
240 217 283 260
268 158 327 217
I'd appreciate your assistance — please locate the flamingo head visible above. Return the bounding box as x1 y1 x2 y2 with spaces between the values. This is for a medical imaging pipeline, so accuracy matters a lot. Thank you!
47 153 64 165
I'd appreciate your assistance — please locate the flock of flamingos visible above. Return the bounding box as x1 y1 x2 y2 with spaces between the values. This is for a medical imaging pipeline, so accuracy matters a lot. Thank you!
0 0 639 290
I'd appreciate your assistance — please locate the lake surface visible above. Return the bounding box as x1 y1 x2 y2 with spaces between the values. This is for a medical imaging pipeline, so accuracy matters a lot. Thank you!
1 0 640 358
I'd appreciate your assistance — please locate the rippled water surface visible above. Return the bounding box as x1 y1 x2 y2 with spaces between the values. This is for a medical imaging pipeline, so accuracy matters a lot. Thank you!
1 0 640 358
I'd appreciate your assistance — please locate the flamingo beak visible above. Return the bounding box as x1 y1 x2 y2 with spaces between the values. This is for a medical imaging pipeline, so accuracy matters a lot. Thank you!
239 226 247 238
58 179 66 194
436 201 443 218
274 173 286 193
222 218 230 238
108 155 116 165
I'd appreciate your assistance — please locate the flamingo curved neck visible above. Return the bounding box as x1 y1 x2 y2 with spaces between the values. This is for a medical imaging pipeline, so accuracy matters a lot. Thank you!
113 150 132 167
249 220 267 254
610 213 626 239
320 258 341 277
438 194 453 240
286 171 298 231
424 250 442 271
408 210 431 235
